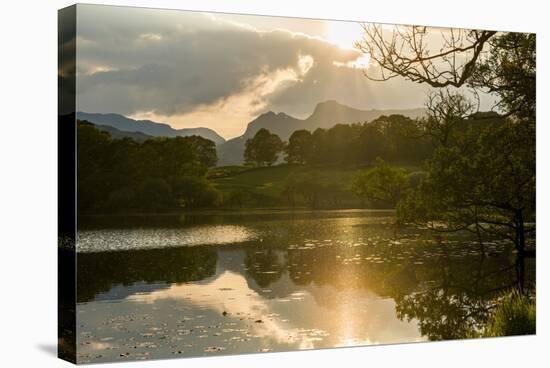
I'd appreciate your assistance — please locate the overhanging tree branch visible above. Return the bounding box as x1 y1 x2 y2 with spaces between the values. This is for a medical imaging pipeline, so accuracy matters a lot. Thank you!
355 24 497 88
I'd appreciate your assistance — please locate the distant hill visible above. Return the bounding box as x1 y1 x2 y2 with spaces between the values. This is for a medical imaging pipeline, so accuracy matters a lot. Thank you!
217 101 426 166
93 124 152 142
77 112 226 145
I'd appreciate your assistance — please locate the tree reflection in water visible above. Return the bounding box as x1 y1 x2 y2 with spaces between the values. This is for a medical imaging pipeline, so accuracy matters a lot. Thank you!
394 253 534 340
76 213 535 347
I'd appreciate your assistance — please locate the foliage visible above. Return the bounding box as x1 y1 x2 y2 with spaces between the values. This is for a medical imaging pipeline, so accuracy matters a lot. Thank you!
393 251 534 341
352 158 408 207
481 289 536 337
356 25 496 88
187 135 218 168
284 115 433 166
285 129 313 164
357 124 387 164
172 176 222 208
357 27 536 259
397 288 491 341
421 89 476 146
470 33 536 121
135 178 174 210
211 164 396 209
282 172 349 208
357 28 535 122
77 121 220 212
244 128 284 166
398 119 535 254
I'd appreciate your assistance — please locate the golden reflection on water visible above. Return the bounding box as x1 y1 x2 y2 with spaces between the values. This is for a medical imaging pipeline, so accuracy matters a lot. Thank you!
125 268 424 351
75 211 528 363
77 225 256 252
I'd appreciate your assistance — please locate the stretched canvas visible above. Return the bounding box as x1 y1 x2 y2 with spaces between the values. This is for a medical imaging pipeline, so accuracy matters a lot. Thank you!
58 4 536 364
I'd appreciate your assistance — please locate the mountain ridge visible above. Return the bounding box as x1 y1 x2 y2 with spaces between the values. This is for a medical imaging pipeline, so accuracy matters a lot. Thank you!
76 112 226 145
218 101 426 166
77 101 426 166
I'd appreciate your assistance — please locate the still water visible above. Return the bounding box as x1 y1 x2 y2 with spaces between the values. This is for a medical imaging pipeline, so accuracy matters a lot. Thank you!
75 210 533 363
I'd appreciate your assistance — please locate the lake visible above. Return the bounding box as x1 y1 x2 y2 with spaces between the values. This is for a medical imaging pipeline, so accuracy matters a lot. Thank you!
75 210 534 363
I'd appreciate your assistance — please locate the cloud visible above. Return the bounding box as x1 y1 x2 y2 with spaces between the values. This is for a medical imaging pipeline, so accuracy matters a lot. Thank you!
126 269 423 349
75 5 429 138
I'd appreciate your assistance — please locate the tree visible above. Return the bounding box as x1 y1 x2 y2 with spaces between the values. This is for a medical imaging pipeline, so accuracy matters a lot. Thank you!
356 25 496 88
357 26 536 265
77 121 114 211
394 254 506 341
356 27 535 121
76 121 218 213
285 129 313 164
309 128 329 164
172 176 221 208
183 135 218 168
244 128 284 166
398 120 535 257
106 186 137 211
357 123 387 164
368 114 433 162
352 158 408 207
422 89 476 146
324 124 362 164
136 178 174 210
470 33 536 121
282 117 433 166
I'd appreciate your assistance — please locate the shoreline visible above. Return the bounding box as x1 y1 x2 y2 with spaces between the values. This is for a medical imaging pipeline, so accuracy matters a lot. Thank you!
78 208 397 217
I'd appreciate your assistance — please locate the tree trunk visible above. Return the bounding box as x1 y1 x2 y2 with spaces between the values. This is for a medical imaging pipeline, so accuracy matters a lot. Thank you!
516 255 526 294
515 209 526 256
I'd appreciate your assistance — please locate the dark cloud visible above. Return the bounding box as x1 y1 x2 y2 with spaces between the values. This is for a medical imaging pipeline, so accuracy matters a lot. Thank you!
264 57 431 117
75 4 430 132
58 5 76 114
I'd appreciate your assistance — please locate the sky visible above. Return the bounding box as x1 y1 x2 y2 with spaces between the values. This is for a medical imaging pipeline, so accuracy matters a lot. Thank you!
75 4 491 139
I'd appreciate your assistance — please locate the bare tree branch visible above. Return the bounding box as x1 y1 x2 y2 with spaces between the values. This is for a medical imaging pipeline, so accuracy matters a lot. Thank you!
355 24 497 88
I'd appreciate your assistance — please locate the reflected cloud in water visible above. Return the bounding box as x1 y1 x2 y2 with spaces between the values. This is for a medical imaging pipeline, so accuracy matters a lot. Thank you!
75 211 533 363
125 270 423 351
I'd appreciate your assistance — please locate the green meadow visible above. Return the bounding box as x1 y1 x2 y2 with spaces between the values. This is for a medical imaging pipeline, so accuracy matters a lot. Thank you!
209 163 421 209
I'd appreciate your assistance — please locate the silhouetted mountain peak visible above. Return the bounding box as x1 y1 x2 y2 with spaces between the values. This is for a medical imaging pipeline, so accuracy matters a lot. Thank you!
217 101 426 166
76 112 226 145
312 99 346 112
262 110 276 116
277 112 292 119
315 99 342 108
310 100 359 119
256 110 292 121
243 110 301 138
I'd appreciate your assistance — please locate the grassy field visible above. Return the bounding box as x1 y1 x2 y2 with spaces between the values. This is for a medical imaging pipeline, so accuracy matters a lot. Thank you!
208 163 421 208
210 164 355 196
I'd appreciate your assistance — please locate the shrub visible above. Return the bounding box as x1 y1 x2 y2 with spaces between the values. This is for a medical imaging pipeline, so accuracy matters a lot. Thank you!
172 176 221 208
136 178 174 210
482 289 536 337
106 187 137 211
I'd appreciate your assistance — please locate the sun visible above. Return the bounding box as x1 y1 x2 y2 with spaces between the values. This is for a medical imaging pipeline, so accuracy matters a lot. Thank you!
326 21 363 50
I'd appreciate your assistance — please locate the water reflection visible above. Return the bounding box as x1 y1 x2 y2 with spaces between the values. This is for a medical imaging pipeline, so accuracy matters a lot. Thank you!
77 247 218 303
75 211 534 363
77 225 256 252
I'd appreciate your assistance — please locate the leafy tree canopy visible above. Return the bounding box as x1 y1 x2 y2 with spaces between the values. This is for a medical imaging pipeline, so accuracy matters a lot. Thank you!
244 128 284 166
